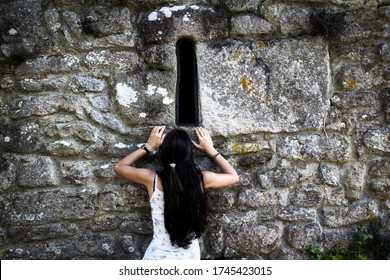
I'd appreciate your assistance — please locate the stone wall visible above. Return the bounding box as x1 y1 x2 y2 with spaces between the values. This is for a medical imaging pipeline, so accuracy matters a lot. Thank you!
0 0 389 259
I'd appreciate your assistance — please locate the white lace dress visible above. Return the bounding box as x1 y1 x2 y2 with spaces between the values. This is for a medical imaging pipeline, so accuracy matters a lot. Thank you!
142 176 200 260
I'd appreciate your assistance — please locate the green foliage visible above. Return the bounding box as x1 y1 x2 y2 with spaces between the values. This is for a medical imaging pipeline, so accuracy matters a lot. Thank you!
304 225 374 260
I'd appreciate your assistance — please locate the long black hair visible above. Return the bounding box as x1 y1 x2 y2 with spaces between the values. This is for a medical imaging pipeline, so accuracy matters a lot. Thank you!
156 129 208 248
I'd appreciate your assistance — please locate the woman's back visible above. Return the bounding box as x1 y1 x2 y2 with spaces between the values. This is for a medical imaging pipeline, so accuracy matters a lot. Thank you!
143 175 200 260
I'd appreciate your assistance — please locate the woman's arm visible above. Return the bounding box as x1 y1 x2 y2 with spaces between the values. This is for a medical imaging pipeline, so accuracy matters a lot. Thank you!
114 126 166 194
192 127 239 188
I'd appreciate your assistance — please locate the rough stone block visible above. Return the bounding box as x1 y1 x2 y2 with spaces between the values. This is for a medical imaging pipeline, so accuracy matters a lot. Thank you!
45 122 95 142
277 205 316 222
212 0 259 12
238 151 273 168
0 189 96 225
61 160 91 185
120 211 153 234
142 44 176 70
318 163 340 186
331 91 377 109
3 233 117 259
360 124 390 154
380 42 390 62
94 162 118 178
322 199 379 228
225 223 281 254
368 179 390 200
238 188 282 208
208 190 236 211
0 0 45 41
231 14 273 36
257 161 315 189
15 54 80 75
139 5 228 44
323 227 355 252
198 37 330 136
336 9 389 42
342 162 367 201
0 120 41 153
17 77 70 92
83 6 133 37
280 6 314 35
87 215 120 232
277 133 351 162
337 63 388 91
114 71 175 125
368 157 390 178
323 186 346 206
98 183 149 211
70 75 107 92
8 223 79 241
202 225 224 257
0 157 16 192
69 33 138 51
83 50 139 70
17 156 58 188
285 222 322 250
9 94 83 119
380 88 390 123
289 183 323 208
45 140 84 156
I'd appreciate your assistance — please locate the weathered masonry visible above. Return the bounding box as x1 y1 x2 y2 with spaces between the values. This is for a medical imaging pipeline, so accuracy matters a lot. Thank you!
0 0 389 259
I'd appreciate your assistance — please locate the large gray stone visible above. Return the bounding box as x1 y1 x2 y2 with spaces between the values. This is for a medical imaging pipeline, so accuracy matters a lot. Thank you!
83 6 133 37
322 199 379 228
8 223 79 241
9 94 83 119
3 233 117 259
368 179 390 200
361 124 390 154
61 160 91 185
15 54 80 75
277 133 351 162
289 183 323 208
17 156 58 188
139 5 228 44
342 162 367 201
257 161 315 189
225 223 281 254
368 157 390 178
231 14 273 36
337 63 388 91
238 188 283 208
0 157 16 192
198 37 330 136
114 71 175 125
0 189 96 226
285 222 322 250
277 205 316 222
318 163 340 186
0 120 42 153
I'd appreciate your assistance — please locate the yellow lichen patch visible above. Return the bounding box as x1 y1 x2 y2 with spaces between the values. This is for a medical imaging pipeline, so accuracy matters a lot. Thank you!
347 77 357 88
256 40 266 48
231 142 263 154
240 76 253 90
250 55 257 64
232 49 242 59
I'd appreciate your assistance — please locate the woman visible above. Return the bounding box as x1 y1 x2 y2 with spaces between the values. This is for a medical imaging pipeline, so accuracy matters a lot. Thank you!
114 126 239 260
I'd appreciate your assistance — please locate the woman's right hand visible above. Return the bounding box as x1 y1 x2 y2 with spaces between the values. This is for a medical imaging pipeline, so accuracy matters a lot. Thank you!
192 127 217 156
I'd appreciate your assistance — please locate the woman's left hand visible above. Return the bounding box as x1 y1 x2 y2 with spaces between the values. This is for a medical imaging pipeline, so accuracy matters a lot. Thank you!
145 126 166 151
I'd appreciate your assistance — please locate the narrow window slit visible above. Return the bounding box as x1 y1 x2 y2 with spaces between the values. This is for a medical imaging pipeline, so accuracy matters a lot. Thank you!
176 38 199 126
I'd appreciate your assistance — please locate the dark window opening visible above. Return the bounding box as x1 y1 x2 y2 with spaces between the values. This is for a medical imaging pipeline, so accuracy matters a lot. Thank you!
176 38 199 126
